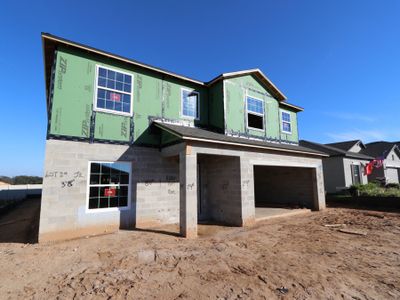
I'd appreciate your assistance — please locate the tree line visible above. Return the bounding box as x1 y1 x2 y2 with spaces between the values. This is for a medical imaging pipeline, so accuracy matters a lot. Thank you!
0 176 43 185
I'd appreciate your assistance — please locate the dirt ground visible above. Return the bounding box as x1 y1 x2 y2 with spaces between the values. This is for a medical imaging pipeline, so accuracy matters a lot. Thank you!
0 201 400 299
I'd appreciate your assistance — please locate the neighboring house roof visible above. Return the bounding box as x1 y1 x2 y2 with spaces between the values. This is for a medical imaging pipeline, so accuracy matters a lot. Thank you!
361 142 400 159
325 140 364 152
299 140 373 160
154 122 327 157
42 33 294 110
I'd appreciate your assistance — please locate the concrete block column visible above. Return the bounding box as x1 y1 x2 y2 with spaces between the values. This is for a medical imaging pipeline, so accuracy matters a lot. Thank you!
179 147 198 238
312 165 326 210
240 157 256 226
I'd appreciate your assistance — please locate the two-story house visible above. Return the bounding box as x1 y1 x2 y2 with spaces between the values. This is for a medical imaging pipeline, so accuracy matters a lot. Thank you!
39 33 326 242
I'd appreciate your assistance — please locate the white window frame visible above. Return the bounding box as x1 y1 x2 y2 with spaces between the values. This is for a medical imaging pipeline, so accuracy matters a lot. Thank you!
181 88 200 120
351 163 363 185
93 65 134 117
281 110 292 134
246 95 265 132
86 161 132 214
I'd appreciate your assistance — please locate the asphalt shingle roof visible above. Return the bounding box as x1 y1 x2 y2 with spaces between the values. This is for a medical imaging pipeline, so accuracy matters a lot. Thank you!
154 122 327 156
299 140 373 160
325 140 361 152
361 142 399 158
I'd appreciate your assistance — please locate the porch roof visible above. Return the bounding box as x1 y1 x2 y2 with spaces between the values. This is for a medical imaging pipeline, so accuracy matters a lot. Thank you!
154 122 327 157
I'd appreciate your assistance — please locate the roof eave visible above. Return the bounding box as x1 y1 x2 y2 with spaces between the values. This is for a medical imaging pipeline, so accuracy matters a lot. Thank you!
279 101 304 112
41 34 49 113
154 122 327 157
41 32 205 86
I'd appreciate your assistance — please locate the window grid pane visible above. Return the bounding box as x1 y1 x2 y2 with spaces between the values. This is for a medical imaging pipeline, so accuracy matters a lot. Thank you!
247 97 264 114
96 66 132 114
282 122 291 132
88 162 130 210
282 112 291 122
182 90 198 118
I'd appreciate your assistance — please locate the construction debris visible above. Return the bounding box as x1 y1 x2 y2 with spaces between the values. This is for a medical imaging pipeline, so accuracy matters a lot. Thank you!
339 229 368 236
276 286 289 294
324 224 345 227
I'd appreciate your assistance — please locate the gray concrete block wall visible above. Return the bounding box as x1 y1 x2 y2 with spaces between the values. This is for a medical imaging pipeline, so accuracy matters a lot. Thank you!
40 139 179 241
179 150 198 238
239 156 256 226
190 141 326 215
254 166 315 208
200 155 242 226
41 139 327 241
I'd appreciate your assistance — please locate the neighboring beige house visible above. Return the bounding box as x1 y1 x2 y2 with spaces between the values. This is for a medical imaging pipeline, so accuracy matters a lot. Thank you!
361 142 400 184
300 140 373 193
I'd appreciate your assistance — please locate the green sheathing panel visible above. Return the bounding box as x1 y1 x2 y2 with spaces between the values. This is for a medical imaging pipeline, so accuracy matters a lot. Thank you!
94 112 130 142
279 108 299 142
208 81 224 132
133 69 163 145
48 46 208 145
223 75 281 139
133 72 208 145
225 80 246 134
49 46 94 138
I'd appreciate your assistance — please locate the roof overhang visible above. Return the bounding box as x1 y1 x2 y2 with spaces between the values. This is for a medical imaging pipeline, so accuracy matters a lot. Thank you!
279 101 303 112
155 122 327 157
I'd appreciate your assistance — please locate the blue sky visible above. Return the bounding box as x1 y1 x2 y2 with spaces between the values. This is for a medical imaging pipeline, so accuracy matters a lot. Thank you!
1 0 399 176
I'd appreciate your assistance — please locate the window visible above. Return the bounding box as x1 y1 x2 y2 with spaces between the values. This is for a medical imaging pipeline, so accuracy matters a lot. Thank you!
181 88 199 119
95 66 133 115
246 96 264 130
87 162 131 211
351 164 362 185
281 111 292 134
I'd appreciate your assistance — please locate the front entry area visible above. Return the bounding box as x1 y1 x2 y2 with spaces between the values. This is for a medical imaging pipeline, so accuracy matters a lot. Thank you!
253 165 318 220
196 154 242 226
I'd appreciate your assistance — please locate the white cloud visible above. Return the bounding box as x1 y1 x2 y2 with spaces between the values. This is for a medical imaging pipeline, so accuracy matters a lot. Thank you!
326 129 388 143
324 111 376 122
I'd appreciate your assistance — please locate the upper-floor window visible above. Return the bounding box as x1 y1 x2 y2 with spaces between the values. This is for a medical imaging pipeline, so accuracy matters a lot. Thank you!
181 88 199 119
281 111 292 134
95 66 133 116
246 96 264 130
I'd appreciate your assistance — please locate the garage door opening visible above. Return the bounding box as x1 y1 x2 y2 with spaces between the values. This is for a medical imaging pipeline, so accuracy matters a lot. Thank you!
253 165 317 220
